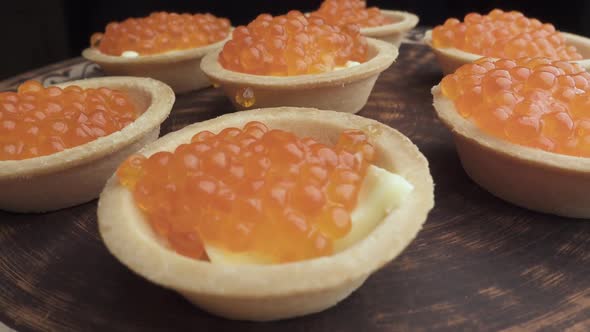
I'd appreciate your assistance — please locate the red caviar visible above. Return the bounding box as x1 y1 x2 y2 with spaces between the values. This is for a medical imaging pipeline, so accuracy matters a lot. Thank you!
312 0 393 28
91 12 231 56
117 122 375 262
218 11 368 76
0 80 138 161
441 57 590 156
432 9 582 60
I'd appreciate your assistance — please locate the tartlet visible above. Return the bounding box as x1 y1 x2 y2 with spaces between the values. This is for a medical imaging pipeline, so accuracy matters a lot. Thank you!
424 30 590 75
97 107 434 321
200 38 397 114
360 10 419 47
0 77 174 213
433 85 590 218
83 38 229 94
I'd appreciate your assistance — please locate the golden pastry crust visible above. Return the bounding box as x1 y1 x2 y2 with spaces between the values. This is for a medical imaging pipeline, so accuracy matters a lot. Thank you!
432 85 590 218
200 38 397 114
97 107 434 321
424 30 590 74
82 36 229 93
0 77 174 213
360 10 419 47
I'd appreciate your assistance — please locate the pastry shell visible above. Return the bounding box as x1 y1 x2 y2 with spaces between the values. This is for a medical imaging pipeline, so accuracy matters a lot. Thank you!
0 77 174 213
360 10 419 47
199 38 398 114
82 37 229 93
424 30 590 75
433 85 590 218
97 107 434 321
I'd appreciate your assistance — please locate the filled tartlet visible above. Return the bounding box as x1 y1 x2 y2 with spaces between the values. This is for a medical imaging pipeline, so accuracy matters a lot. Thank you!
311 0 419 47
424 9 590 74
83 12 232 93
433 57 590 218
200 11 397 114
98 107 434 320
0 77 174 212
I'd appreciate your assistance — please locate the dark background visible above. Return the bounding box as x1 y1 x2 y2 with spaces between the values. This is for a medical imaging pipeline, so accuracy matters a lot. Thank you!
2 0 589 80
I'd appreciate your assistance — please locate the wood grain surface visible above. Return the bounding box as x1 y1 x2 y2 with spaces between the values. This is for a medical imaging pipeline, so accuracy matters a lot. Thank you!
1 29 590 332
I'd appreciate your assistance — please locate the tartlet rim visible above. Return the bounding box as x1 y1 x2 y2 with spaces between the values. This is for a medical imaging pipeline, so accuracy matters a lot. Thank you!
360 10 419 37
82 34 231 65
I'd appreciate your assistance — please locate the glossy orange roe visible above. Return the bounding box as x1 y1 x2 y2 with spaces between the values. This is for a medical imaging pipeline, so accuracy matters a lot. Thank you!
0 81 138 161
432 9 582 60
441 57 590 156
117 122 375 262
91 12 231 56
312 0 393 28
219 11 368 76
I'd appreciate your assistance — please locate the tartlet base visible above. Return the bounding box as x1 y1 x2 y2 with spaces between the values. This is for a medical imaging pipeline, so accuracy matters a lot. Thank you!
82 37 229 93
200 38 398 114
0 77 174 213
433 85 590 218
98 107 434 321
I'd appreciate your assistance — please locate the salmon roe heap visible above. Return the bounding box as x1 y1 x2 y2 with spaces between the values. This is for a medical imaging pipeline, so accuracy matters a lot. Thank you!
117 122 376 262
440 57 590 156
0 80 138 161
432 9 582 60
218 11 368 76
91 12 231 56
311 0 393 28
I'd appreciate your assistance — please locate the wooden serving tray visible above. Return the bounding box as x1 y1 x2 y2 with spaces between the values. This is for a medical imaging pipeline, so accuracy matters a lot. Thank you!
1 29 589 331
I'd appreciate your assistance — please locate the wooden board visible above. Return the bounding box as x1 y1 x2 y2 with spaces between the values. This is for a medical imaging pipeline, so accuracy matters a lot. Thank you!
1 29 590 331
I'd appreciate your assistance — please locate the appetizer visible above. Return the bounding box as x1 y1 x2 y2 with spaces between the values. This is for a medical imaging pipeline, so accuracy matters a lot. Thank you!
425 9 590 74
312 0 419 46
83 12 232 92
433 57 590 217
0 77 174 212
201 11 397 113
98 107 434 320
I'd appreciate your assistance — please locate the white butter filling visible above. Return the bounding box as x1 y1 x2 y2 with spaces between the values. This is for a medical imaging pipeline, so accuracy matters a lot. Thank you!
121 50 139 58
205 164 413 265
334 61 361 71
